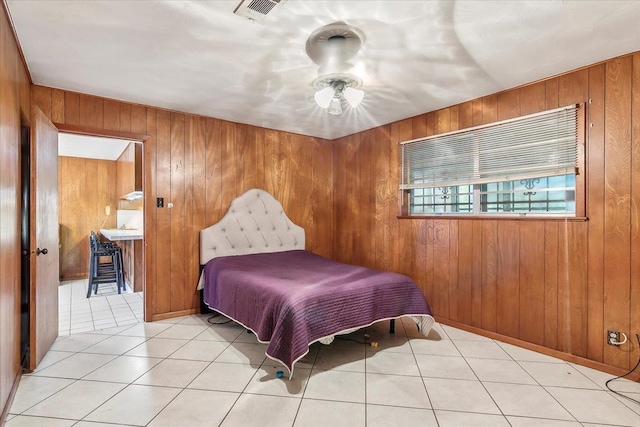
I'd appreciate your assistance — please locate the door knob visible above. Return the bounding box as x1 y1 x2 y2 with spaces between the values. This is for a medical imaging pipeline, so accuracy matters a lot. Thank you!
36 248 48 255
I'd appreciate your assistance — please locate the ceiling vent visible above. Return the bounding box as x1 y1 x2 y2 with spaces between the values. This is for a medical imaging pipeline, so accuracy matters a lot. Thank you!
234 0 287 22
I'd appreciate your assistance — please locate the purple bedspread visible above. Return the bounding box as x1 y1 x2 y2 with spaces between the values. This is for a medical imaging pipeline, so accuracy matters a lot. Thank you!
202 250 433 373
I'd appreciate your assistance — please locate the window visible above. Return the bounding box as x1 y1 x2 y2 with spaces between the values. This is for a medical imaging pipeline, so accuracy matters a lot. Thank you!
400 105 583 217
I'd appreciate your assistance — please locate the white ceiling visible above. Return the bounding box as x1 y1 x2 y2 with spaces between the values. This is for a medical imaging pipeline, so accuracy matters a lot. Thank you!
8 1 640 140
58 133 131 161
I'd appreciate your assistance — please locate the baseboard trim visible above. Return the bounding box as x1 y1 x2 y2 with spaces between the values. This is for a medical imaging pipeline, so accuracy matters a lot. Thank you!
0 367 22 425
434 317 640 382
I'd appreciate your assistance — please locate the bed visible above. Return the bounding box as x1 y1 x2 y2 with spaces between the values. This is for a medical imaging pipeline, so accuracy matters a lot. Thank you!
198 189 434 377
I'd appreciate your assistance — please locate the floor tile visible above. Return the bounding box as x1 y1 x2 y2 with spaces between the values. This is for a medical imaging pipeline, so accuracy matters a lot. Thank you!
313 347 366 372
9 376 74 414
484 382 574 420
215 342 268 365
29 351 75 373
409 338 461 356
167 339 229 361
188 362 258 393
423 378 500 414
546 386 640 426
155 324 209 340
117 322 172 338
124 337 188 358
414 354 476 380
4 415 76 427
366 351 420 376
496 341 566 363
441 325 492 341
434 410 510 426
453 340 511 360
84 384 181 426
133 359 209 388
614 391 640 416
148 389 238 427
220 394 300 427
81 335 148 355
49 333 108 353
83 355 163 383
31 353 117 379
193 324 243 342
506 416 582 426
304 370 366 403
23 380 125 419
244 364 311 397
467 358 537 384
570 363 640 393
366 405 437 427
293 399 364 427
519 361 599 389
366 373 431 408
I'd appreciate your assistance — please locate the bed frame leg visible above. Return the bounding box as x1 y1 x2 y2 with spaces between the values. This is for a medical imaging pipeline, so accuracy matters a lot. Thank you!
389 319 395 334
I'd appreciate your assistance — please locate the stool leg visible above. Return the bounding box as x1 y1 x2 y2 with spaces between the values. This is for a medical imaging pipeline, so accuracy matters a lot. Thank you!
87 252 95 298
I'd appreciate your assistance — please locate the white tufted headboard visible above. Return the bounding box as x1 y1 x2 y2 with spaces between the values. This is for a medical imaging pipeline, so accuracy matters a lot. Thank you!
199 189 306 265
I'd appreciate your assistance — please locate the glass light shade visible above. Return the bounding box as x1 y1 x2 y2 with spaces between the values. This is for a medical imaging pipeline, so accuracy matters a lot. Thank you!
343 87 364 107
314 87 335 109
327 96 343 115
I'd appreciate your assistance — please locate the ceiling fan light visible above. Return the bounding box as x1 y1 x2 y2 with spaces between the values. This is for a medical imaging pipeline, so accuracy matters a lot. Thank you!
327 96 343 115
314 87 335 109
343 87 364 107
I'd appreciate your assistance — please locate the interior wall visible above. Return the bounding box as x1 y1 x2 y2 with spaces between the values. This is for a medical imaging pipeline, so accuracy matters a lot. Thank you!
116 141 135 198
333 51 640 374
58 156 118 279
31 85 335 320
0 1 31 419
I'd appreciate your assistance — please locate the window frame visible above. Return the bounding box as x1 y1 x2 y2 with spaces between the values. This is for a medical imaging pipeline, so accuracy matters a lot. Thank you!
399 103 586 219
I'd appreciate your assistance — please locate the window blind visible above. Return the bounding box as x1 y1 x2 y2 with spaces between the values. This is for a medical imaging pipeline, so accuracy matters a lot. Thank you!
400 105 579 190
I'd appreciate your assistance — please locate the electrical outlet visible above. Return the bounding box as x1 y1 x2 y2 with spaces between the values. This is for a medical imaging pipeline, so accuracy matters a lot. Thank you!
607 330 620 345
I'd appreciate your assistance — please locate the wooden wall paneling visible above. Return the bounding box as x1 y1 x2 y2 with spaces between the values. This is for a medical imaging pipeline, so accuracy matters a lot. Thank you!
471 99 483 126
131 105 146 135
394 119 413 277
103 100 120 131
518 222 545 345
332 133 348 263
569 222 588 357
457 220 473 325
297 133 316 255
497 89 521 120
311 136 333 259
64 92 79 126
433 219 451 318
410 115 428 294
32 85 51 117
519 82 546 115
448 220 459 321
482 95 498 124
344 134 360 264
184 116 195 308
388 121 403 274
169 113 186 312
630 52 640 373
546 78 559 109
544 222 559 349
603 57 633 369
235 124 248 194
471 217 483 328
144 108 157 318
220 121 237 213
449 105 459 131
496 221 519 338
51 88 64 124
191 115 206 305
481 221 498 332
204 118 222 226
155 109 171 314
119 104 131 133
373 126 390 270
586 63 606 362
79 94 103 129
459 101 473 130
556 223 570 353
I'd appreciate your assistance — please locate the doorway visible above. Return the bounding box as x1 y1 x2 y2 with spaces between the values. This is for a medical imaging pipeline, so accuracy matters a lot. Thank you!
20 125 30 367
57 132 145 335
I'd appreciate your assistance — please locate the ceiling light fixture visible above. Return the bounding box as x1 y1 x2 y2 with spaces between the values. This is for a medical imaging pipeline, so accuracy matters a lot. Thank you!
306 24 366 115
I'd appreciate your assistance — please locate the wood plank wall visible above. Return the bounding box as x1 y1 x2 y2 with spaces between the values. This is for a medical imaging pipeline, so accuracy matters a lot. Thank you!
58 156 118 279
0 2 31 418
31 85 334 320
333 52 640 373
116 142 135 198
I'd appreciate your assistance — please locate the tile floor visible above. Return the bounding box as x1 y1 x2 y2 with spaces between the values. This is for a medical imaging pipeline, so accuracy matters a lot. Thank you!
59 279 144 335
8 315 640 427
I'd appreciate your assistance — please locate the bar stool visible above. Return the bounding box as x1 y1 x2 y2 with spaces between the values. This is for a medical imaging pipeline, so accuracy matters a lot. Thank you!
87 231 125 297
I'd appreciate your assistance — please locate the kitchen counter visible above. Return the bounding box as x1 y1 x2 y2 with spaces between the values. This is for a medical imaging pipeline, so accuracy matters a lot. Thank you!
100 228 143 241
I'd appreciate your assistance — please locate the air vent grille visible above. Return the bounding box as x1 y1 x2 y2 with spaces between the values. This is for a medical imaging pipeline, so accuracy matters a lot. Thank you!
234 0 287 22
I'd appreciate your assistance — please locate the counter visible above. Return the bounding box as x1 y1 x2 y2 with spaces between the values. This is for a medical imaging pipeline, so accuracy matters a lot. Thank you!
99 228 143 241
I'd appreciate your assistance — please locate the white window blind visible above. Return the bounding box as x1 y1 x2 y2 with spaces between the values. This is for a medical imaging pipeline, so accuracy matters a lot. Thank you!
400 105 579 190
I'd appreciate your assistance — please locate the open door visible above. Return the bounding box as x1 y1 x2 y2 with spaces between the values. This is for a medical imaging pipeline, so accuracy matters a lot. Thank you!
29 106 59 370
